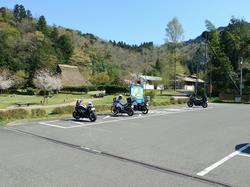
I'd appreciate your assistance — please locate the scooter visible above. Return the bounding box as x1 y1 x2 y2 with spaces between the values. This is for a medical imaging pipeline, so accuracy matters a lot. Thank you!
187 95 208 108
73 102 97 122
111 97 134 116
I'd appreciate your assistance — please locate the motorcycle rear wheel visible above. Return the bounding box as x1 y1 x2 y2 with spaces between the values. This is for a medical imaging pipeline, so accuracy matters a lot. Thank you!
73 111 80 120
187 101 193 107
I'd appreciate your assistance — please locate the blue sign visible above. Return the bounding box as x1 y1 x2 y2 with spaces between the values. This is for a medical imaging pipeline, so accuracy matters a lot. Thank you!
130 84 144 103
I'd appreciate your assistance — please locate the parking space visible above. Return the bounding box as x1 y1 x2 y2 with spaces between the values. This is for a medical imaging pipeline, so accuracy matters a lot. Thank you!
3 103 250 186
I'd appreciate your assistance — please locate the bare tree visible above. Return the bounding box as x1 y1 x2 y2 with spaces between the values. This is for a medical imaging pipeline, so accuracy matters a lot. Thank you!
165 16 184 91
0 70 14 93
33 69 62 103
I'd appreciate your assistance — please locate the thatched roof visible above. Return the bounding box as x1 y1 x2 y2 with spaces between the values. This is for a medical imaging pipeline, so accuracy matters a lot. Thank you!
57 64 87 87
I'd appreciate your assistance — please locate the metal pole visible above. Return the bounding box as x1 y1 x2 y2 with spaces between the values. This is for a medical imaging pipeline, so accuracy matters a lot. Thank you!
204 41 208 97
240 58 243 101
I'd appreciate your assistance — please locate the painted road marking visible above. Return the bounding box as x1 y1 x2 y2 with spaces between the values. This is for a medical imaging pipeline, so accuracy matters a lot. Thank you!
197 143 250 176
39 122 68 129
38 106 213 129
103 115 111 119
238 153 250 158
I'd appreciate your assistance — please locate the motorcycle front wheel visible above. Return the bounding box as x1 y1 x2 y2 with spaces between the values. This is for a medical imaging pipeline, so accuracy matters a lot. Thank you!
89 112 97 122
187 101 193 107
202 102 208 108
113 107 120 116
127 108 134 116
142 107 148 114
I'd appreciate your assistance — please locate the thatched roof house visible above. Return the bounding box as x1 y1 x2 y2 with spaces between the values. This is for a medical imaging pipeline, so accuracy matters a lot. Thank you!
57 64 87 87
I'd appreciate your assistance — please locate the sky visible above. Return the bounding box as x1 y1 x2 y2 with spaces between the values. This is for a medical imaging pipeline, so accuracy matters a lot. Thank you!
1 0 250 45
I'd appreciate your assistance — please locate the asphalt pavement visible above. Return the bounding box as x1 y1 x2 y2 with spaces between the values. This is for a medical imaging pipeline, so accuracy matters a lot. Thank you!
1 103 250 187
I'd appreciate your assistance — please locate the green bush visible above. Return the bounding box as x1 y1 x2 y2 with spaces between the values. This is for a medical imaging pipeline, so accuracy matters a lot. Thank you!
105 85 129 94
95 105 111 112
145 91 156 101
31 109 47 117
61 86 89 93
51 106 74 115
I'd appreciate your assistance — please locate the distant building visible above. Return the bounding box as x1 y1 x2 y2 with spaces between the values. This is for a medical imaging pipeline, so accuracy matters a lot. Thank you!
57 64 87 87
139 75 163 90
177 74 204 91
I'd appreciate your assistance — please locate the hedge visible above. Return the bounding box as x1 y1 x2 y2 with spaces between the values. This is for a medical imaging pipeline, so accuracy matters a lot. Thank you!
51 106 74 115
105 85 129 94
0 109 29 121
31 109 47 117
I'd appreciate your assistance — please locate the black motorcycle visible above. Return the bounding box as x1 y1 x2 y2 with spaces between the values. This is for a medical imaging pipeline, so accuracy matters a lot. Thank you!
111 97 134 116
187 95 208 108
73 102 97 122
131 96 149 114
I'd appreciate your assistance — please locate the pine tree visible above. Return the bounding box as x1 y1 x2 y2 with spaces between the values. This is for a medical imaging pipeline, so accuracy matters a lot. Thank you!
37 15 48 35
13 4 20 21
26 10 32 20
19 5 26 20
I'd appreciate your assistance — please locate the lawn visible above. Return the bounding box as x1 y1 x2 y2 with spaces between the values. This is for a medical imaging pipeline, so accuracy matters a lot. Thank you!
0 92 172 110
0 93 91 109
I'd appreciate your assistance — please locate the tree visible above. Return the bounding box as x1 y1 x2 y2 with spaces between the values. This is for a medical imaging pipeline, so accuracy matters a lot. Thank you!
165 16 184 90
26 10 32 20
13 4 20 21
165 17 184 43
57 35 74 63
33 69 62 103
13 4 27 21
37 15 48 35
0 70 14 92
19 5 26 20
90 72 110 85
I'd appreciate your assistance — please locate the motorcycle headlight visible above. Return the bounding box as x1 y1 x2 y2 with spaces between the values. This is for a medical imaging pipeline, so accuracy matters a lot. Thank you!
91 108 96 111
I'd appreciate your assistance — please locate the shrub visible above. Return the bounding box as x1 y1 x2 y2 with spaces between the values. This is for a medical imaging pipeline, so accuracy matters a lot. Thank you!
105 85 129 94
95 105 111 112
51 105 74 115
31 109 47 117
0 109 29 121
145 91 155 101
61 86 89 93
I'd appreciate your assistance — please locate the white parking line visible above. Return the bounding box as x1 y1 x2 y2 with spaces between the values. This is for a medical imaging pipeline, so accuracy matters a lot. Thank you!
38 106 212 129
238 153 250 158
197 143 250 176
39 122 68 129
103 115 110 119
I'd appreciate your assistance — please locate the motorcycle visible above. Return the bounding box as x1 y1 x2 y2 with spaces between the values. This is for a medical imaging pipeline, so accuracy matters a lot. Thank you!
130 96 149 114
111 97 134 116
73 102 97 122
187 95 208 108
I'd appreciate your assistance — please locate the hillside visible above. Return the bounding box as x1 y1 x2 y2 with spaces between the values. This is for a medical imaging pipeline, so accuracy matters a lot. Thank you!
0 5 249 95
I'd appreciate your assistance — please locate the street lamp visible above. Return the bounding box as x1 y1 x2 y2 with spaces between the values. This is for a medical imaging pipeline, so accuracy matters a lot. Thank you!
240 57 243 101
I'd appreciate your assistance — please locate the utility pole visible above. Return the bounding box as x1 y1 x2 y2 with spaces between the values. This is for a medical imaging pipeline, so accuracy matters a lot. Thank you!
204 37 208 97
240 57 243 101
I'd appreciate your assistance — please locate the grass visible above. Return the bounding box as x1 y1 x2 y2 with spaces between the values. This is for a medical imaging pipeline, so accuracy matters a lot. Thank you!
0 93 91 109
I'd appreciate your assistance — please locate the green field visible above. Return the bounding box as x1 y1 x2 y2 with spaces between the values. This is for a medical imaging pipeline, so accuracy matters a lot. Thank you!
0 92 173 109
0 94 91 109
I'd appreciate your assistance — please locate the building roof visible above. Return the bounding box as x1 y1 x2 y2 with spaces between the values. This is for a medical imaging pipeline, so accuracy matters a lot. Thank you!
57 64 87 87
139 75 162 81
178 75 204 83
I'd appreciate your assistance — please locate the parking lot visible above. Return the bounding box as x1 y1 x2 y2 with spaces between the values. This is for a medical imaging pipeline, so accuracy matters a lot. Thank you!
1 103 250 187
